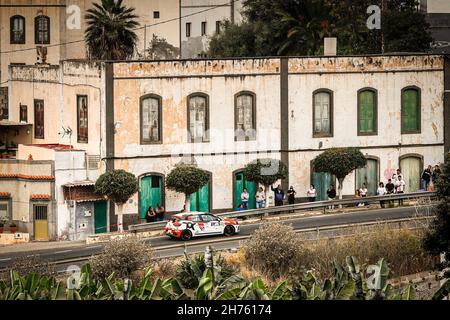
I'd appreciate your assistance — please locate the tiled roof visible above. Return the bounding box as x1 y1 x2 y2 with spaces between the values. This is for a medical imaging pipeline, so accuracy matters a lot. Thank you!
0 192 11 198
30 194 51 201
0 173 54 181
25 144 78 151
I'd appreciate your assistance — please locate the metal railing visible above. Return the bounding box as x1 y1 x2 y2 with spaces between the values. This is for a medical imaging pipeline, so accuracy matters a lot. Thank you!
128 191 436 233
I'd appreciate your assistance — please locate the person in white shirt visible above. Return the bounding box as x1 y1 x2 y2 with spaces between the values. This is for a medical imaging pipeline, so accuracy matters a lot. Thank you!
307 185 317 202
359 183 369 206
395 175 406 206
377 182 386 208
255 187 265 209
241 188 249 210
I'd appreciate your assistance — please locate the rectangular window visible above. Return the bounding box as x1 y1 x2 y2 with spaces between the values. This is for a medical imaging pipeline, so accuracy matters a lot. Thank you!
186 22 191 37
201 21 207 36
77 95 88 143
402 88 421 133
141 96 162 144
34 99 44 139
20 104 27 123
313 91 332 137
0 202 9 220
35 16 50 44
358 89 377 135
34 205 48 220
235 93 256 141
11 16 25 44
189 95 209 142
216 21 221 34
0 87 8 121
153 11 160 19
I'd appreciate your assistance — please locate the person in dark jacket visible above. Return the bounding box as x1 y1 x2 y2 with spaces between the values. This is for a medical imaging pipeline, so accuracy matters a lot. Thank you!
327 184 337 209
271 184 285 206
145 206 156 223
156 203 166 222
421 165 432 191
287 186 297 212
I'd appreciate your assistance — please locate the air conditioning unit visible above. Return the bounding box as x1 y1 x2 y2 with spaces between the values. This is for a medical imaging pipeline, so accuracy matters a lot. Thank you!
86 155 101 170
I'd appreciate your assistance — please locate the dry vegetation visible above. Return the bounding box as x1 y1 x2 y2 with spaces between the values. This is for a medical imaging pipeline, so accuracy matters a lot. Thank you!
240 222 436 283
89 237 153 281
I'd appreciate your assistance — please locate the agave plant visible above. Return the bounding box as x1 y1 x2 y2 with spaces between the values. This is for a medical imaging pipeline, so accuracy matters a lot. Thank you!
0 271 64 300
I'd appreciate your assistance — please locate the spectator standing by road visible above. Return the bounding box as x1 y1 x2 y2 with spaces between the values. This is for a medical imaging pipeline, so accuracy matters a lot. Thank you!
432 165 441 185
156 203 166 222
395 175 406 206
421 165 432 191
385 178 395 207
377 182 387 208
145 206 156 223
287 186 297 205
355 189 364 207
287 186 297 213
241 188 249 210
307 185 317 202
271 185 285 207
327 184 336 209
255 187 266 209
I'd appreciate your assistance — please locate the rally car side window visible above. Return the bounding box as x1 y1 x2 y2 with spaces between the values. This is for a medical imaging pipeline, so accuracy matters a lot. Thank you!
201 214 216 222
190 215 202 222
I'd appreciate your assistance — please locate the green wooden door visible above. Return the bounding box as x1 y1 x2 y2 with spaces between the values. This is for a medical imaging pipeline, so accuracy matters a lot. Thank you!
312 171 333 201
140 176 163 219
234 172 256 210
400 157 421 193
190 182 210 212
356 159 378 196
94 201 107 234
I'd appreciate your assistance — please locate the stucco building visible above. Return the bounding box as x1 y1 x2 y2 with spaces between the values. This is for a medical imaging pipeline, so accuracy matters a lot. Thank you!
1 53 449 239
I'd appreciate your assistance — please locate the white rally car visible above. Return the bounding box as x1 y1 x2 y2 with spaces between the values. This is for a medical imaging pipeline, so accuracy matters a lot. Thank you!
165 212 240 241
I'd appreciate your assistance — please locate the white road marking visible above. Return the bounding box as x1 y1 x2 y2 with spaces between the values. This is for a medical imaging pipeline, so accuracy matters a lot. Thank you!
0 258 12 262
53 250 73 255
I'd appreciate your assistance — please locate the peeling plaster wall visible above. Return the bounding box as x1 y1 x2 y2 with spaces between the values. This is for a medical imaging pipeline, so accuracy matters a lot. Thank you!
9 61 103 155
112 55 445 214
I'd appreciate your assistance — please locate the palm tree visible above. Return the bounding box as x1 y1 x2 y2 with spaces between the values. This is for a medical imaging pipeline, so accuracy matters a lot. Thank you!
276 0 334 56
85 0 140 60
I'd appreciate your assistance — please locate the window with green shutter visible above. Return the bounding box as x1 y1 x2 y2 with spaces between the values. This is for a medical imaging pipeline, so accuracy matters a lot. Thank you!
358 89 377 135
402 87 420 133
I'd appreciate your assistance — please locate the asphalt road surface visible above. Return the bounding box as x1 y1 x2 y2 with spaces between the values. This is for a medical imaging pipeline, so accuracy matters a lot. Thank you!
0 205 435 271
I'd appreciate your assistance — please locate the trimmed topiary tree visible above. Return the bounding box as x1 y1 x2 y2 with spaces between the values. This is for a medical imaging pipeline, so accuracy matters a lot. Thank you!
166 165 210 212
313 148 367 200
244 159 288 208
95 169 138 232
422 154 450 281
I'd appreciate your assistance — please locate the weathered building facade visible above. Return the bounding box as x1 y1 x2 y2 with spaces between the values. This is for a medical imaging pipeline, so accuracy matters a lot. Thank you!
106 54 450 226
2 53 449 237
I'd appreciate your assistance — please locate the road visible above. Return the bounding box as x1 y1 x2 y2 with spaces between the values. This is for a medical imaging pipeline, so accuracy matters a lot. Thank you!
0 205 435 271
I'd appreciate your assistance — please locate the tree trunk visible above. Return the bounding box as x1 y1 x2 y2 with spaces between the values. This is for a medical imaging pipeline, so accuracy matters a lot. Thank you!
338 178 344 200
184 194 190 213
264 185 270 208
117 204 124 232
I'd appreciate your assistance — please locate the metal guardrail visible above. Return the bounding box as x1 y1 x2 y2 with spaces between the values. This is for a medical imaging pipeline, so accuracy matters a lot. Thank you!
128 191 436 232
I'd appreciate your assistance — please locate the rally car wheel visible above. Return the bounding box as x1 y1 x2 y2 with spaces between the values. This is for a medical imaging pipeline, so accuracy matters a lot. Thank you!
224 225 235 236
181 230 192 241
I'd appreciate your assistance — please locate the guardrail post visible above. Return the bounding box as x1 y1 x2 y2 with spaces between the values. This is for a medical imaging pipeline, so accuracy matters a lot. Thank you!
316 227 320 240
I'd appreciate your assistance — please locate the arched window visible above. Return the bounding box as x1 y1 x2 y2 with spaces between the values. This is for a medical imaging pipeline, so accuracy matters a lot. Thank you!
358 88 378 135
188 93 209 142
235 91 256 141
140 95 162 144
35 15 50 44
10 15 25 44
401 86 421 134
313 89 333 137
